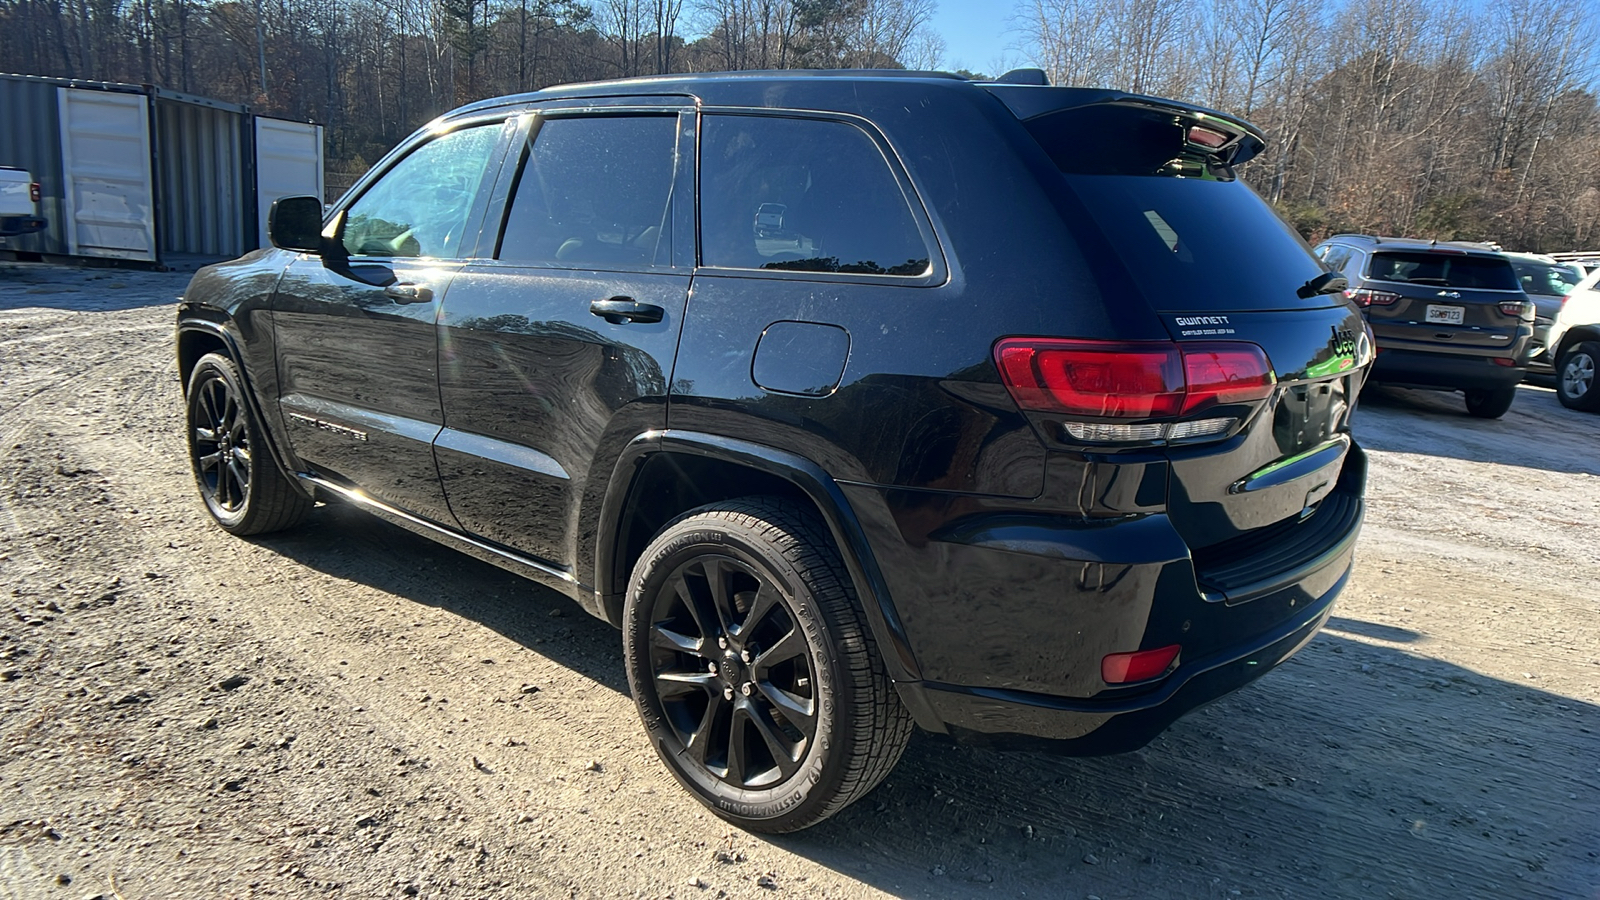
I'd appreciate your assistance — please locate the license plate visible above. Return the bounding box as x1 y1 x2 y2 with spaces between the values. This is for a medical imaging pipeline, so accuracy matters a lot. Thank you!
1425 304 1464 325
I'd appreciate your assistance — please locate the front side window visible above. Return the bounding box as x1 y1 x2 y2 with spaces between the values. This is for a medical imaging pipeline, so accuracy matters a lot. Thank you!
699 115 931 277
496 114 679 268
341 123 502 259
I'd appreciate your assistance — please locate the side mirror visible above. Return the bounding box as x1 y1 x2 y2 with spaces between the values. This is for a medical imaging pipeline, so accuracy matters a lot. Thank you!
267 196 325 253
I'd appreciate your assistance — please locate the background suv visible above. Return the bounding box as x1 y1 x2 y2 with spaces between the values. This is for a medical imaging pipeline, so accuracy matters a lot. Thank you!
1503 251 1584 375
1549 266 1600 410
176 71 1371 832
1315 235 1533 417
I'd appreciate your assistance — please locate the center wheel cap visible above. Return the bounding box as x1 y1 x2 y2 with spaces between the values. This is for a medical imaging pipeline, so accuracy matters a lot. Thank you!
721 650 746 686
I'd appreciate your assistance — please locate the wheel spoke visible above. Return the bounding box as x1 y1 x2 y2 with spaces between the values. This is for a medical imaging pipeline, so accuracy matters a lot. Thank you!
231 447 251 467
655 670 718 697
198 451 223 470
736 583 779 637
726 706 756 786
701 559 738 633
676 564 727 638
756 681 817 740
226 459 248 506
747 704 801 776
754 626 807 670
684 693 729 765
194 426 216 444
651 623 707 657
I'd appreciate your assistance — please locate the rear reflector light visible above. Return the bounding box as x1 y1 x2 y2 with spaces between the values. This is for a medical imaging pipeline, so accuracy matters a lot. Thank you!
1347 288 1399 307
29 183 41 203
994 339 1274 429
1491 357 1517 367
1498 300 1530 316
1102 644 1182 684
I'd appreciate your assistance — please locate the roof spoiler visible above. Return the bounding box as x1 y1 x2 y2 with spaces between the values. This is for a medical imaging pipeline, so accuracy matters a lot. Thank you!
983 84 1267 167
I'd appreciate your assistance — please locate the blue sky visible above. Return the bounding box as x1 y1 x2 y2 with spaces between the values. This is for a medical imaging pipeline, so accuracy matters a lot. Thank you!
930 0 1025 75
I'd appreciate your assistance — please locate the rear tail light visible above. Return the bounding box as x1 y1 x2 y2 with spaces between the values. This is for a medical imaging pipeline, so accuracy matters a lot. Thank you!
994 339 1275 445
1346 288 1399 307
1498 299 1531 316
29 183 41 203
1102 644 1182 684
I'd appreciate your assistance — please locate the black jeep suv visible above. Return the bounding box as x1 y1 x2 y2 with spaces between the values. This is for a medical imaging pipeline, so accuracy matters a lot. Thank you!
1314 235 1533 417
176 70 1371 832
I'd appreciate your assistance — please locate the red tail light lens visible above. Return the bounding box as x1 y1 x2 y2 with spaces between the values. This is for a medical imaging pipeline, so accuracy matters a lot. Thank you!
1180 344 1276 415
1498 299 1530 317
1346 288 1399 307
994 341 1182 417
29 183 41 203
994 339 1275 419
1102 644 1181 684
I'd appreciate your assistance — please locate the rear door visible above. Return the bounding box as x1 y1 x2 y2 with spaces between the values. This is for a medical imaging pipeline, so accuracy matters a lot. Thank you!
1362 250 1525 355
434 107 693 571
271 118 510 523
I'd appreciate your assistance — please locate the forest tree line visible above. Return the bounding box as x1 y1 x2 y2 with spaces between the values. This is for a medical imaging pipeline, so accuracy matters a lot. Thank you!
2 0 1598 249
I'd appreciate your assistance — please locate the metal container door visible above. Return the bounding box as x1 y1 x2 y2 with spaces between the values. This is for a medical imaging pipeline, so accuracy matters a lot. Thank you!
56 87 156 261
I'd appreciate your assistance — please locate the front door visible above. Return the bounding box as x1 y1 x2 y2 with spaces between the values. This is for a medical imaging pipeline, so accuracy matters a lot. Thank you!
435 109 694 572
272 119 508 522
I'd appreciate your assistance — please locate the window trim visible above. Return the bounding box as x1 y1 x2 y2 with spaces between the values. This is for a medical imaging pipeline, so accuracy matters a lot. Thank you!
327 114 516 262
693 107 949 288
476 106 696 275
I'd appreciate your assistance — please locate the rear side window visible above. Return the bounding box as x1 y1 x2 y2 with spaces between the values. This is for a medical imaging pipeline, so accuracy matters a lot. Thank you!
1369 252 1519 290
699 115 931 277
496 115 678 268
1023 104 1327 313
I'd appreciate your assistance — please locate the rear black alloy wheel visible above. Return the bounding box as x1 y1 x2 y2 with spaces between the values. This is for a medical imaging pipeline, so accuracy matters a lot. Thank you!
1557 341 1600 411
185 352 312 535
624 498 912 833
1463 386 1516 419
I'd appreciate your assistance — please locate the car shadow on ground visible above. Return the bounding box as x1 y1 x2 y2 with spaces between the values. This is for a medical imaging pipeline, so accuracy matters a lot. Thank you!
1355 383 1600 475
251 502 1599 900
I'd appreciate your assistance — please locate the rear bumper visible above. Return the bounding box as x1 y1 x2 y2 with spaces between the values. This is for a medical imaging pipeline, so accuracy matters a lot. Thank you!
1370 347 1524 390
919 539 1349 756
0 215 46 238
860 443 1366 756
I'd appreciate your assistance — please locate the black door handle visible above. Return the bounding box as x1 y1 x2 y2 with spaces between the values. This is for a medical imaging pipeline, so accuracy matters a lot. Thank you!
384 283 434 305
590 296 664 324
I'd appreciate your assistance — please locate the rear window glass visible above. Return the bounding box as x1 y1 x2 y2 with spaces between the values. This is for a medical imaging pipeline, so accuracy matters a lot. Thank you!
1511 261 1582 297
1369 252 1519 290
1024 106 1328 313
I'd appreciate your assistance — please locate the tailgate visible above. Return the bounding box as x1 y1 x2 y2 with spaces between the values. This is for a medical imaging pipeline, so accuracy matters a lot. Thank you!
1162 305 1370 547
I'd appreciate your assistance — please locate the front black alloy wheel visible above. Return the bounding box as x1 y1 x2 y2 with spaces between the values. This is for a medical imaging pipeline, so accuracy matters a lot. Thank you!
185 352 312 535
623 498 912 833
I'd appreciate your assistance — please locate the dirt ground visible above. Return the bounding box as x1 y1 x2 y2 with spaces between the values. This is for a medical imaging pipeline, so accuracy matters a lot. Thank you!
0 261 1596 900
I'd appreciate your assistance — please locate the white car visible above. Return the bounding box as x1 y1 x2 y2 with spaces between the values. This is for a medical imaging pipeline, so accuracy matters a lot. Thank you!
1550 267 1600 411
0 166 46 238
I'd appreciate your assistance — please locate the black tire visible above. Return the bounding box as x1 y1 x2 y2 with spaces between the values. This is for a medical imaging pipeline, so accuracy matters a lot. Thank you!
1556 341 1600 411
623 497 912 833
184 352 312 535
1463 386 1516 419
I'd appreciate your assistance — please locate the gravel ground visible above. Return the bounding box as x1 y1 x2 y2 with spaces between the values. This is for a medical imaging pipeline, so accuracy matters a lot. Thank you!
1 262 1596 900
